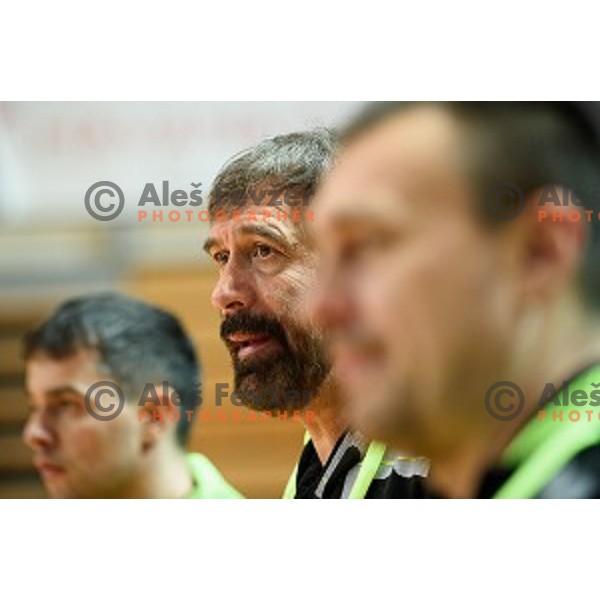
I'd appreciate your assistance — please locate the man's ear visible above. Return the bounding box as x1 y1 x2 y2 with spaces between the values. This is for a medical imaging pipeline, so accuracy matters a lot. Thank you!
137 382 180 452
517 185 588 304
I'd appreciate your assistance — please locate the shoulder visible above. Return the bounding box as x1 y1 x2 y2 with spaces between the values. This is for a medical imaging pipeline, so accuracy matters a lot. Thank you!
186 453 244 499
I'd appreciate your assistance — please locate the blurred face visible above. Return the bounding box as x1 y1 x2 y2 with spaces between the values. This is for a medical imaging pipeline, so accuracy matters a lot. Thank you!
206 195 330 410
312 107 523 450
23 349 144 498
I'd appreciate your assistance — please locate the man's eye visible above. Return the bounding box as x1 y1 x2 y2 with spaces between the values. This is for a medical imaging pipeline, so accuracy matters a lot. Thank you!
213 251 229 265
58 400 80 411
253 243 275 259
342 234 385 262
344 237 372 258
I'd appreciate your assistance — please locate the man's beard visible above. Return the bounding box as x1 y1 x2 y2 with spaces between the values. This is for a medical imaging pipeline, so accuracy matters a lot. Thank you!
220 311 330 410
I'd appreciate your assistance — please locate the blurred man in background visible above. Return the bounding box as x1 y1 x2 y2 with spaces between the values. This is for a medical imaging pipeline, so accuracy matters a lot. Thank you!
22 292 241 499
205 130 429 498
312 101 600 498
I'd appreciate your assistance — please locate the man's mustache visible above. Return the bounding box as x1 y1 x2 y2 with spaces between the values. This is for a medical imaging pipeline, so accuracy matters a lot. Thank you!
220 312 289 349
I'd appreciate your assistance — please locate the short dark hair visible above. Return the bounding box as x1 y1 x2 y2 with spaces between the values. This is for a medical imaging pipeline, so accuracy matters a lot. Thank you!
208 128 337 218
23 292 200 446
343 102 600 308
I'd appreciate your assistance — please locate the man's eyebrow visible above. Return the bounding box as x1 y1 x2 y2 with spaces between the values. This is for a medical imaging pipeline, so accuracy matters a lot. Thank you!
327 207 396 229
45 386 84 399
237 224 296 251
25 385 84 407
203 236 218 256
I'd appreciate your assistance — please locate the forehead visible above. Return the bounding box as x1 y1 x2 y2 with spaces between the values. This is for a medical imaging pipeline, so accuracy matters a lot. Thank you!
207 199 308 248
315 106 473 225
26 348 103 395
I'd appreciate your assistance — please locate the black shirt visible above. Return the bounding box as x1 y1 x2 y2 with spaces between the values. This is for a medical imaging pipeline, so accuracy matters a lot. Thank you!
294 430 429 499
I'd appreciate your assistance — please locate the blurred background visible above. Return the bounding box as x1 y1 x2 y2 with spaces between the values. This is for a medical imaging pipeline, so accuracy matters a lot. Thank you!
0 101 362 498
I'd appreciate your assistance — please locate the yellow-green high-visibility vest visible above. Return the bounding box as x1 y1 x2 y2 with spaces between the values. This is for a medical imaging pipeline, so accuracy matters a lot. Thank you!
493 365 600 499
185 453 243 499
282 432 387 499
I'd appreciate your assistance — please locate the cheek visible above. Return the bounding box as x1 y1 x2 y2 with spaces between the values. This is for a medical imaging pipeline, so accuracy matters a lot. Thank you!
60 420 107 465
260 264 317 316
61 415 140 466
360 231 492 351
355 248 434 340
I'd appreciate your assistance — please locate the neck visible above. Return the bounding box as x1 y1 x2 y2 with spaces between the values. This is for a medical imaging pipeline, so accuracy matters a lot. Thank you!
302 378 347 464
123 444 193 499
428 298 600 498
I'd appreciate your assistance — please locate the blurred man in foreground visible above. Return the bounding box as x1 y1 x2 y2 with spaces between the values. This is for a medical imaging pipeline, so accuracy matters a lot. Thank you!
313 101 600 498
23 292 241 499
205 130 429 498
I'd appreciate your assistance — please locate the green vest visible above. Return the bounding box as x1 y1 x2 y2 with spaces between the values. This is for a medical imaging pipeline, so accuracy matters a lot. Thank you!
493 365 600 498
185 453 243 499
282 432 387 499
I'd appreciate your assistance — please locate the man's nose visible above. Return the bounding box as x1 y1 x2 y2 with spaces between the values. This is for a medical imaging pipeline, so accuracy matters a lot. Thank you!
23 411 56 452
310 265 354 331
211 261 258 315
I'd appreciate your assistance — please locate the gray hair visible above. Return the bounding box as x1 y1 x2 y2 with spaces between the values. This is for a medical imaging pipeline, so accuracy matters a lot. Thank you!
208 128 337 218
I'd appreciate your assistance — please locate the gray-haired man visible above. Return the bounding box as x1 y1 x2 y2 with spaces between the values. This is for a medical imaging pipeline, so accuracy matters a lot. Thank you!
204 129 429 498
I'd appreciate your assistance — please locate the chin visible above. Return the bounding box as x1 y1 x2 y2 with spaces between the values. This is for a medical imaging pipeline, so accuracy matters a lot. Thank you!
351 407 387 440
46 487 69 499
349 386 407 441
